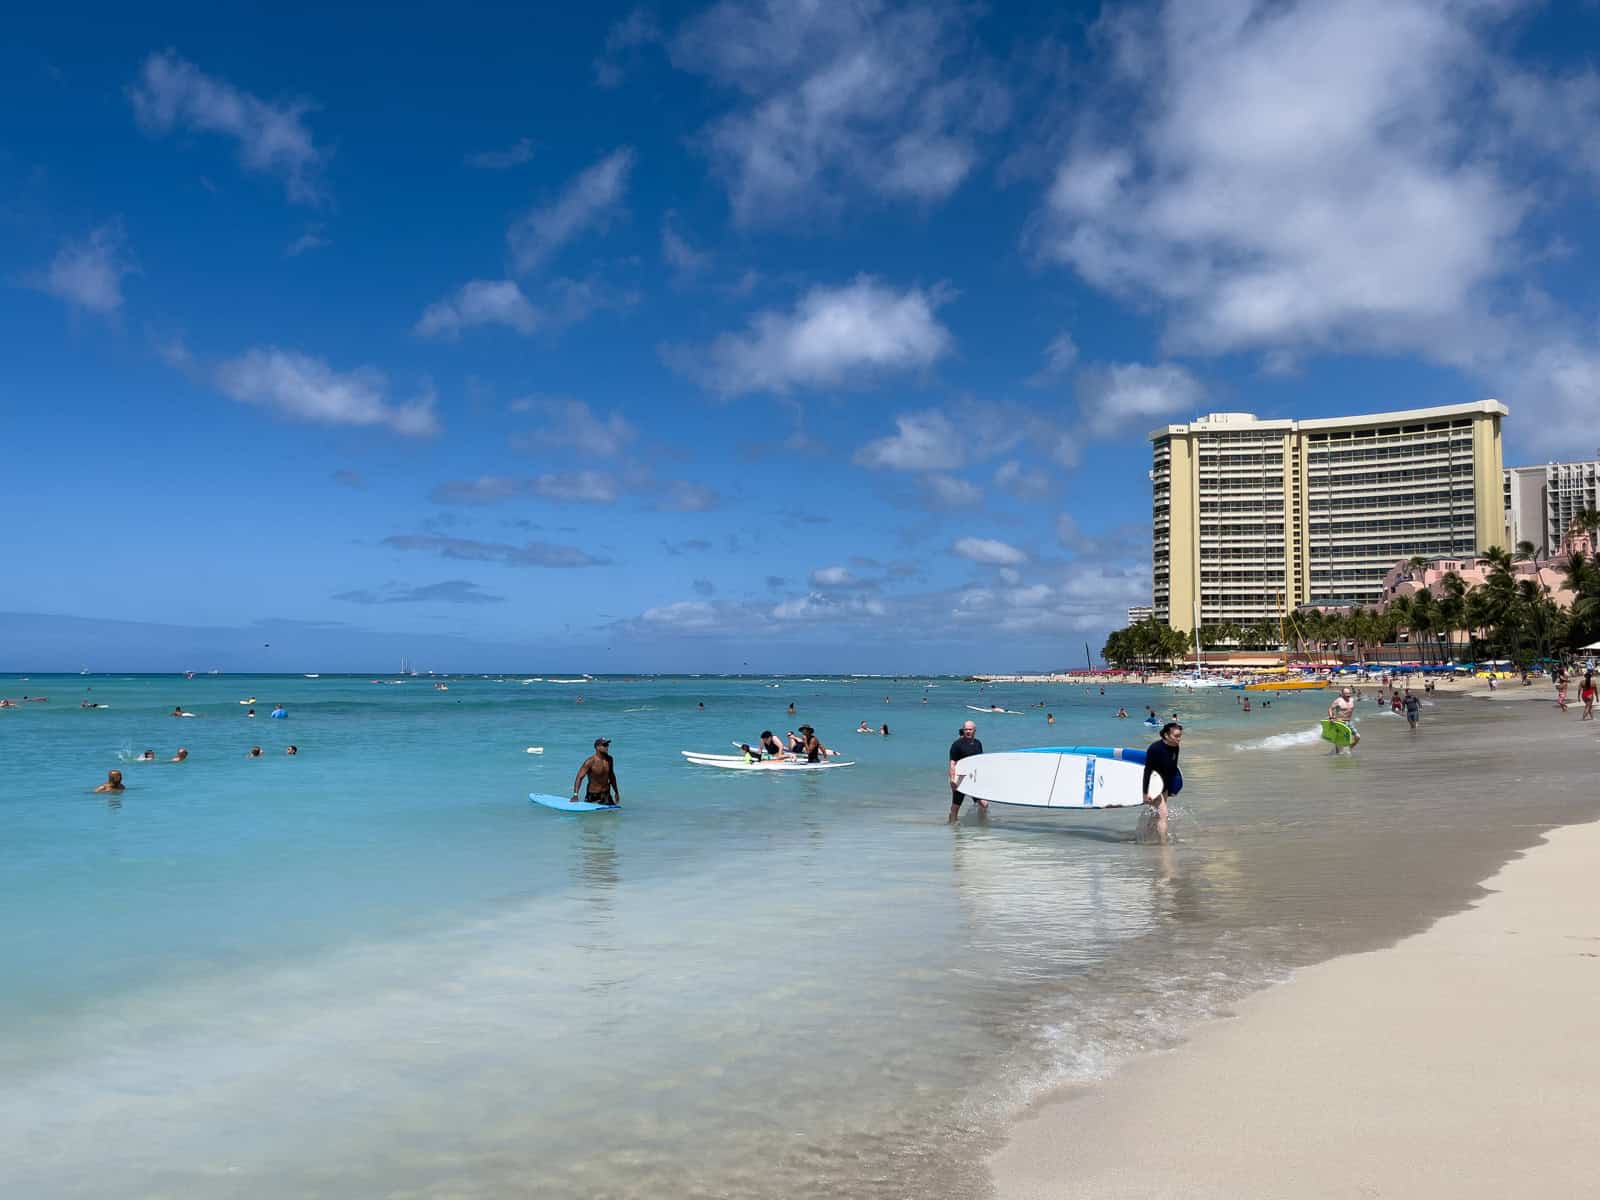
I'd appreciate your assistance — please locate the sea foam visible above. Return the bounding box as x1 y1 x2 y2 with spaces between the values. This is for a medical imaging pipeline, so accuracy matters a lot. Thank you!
1231 726 1324 752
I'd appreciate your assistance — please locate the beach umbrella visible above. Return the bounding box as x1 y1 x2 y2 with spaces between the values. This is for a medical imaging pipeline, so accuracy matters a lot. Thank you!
1583 640 1600 651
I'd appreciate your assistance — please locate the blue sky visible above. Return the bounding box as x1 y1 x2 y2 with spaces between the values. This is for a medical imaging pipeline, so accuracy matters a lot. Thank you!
3 1 1597 673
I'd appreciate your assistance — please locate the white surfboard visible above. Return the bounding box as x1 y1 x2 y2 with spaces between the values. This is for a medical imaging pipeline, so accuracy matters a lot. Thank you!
966 705 1022 714
952 751 1146 809
683 754 854 771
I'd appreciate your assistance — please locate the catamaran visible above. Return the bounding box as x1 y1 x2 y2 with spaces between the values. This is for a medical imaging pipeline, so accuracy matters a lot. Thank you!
1163 601 1231 687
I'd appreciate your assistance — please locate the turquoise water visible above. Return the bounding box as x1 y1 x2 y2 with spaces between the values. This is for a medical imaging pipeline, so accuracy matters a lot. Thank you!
3 674 1590 1197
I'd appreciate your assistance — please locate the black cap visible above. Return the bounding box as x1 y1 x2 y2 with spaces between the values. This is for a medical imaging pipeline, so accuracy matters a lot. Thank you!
594 737 611 746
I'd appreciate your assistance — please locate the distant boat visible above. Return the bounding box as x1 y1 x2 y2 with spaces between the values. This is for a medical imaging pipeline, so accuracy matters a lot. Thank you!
303 674 320 678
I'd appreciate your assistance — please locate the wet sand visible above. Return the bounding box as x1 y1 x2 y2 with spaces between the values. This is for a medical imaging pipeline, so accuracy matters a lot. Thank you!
991 703 1600 1199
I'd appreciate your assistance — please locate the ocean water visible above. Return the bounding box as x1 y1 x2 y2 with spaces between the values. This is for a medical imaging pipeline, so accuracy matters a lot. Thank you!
2 674 1593 1198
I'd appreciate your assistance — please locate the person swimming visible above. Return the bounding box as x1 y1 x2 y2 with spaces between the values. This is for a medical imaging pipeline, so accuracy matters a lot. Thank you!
93 769 124 793
170 748 188 762
858 721 873 733
138 750 156 761
247 746 263 758
285 745 298 756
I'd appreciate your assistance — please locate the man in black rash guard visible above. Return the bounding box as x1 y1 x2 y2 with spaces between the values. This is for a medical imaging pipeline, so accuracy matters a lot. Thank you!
1141 722 1183 843
947 720 985 823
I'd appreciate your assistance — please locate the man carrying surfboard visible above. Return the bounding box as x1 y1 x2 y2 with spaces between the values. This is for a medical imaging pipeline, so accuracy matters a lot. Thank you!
1141 722 1183 842
1326 688 1360 752
947 720 985 823
572 737 620 806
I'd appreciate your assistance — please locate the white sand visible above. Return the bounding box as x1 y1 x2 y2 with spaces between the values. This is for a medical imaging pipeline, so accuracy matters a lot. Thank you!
991 819 1600 1199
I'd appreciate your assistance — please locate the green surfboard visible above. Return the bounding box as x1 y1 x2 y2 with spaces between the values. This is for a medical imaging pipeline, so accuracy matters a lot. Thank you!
1320 719 1355 747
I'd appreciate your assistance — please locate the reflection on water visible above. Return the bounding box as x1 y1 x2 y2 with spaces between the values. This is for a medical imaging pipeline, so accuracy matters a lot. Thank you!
2 677 1597 1198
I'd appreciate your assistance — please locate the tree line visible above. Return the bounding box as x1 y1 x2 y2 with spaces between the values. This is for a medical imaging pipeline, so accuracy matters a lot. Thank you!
1103 510 1600 670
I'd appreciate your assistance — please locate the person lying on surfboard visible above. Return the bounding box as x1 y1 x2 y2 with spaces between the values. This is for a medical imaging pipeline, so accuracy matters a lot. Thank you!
572 737 620 806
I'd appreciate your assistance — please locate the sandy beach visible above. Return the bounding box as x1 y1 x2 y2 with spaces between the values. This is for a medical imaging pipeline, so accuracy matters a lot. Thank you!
992 812 1600 1199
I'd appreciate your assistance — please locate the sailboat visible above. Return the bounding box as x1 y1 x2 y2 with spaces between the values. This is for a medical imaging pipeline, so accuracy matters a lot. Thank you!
1163 601 1229 687
1244 594 1328 691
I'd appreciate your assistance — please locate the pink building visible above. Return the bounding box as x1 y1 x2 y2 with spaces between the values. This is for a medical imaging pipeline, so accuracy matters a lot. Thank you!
1378 527 1592 611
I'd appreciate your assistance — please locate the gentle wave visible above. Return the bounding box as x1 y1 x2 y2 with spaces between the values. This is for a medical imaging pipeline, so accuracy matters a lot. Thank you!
1231 725 1324 752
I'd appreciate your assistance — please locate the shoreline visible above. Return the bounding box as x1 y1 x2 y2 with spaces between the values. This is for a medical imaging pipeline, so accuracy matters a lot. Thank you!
990 811 1600 1198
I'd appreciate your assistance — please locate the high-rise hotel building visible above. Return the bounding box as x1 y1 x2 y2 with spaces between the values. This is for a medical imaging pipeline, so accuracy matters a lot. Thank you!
1150 401 1507 632
1504 458 1600 556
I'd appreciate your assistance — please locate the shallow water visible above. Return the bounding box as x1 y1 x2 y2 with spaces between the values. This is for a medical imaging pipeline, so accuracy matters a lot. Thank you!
1 674 1592 1197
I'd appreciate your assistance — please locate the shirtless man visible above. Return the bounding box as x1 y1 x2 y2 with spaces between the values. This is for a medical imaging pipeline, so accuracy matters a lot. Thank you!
572 737 620 806
1328 687 1360 751
94 769 124 793
793 725 828 763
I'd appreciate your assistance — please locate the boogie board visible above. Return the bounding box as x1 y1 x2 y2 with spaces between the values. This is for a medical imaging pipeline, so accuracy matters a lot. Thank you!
952 751 1146 809
529 792 619 812
966 705 1022 714
1320 719 1356 747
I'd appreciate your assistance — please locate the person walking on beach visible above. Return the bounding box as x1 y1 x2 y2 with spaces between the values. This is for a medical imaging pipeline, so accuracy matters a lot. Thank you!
572 737 620 806
1328 688 1360 751
1581 671 1596 721
1403 691 1421 732
947 720 985 823
1141 722 1183 843
1555 667 1569 713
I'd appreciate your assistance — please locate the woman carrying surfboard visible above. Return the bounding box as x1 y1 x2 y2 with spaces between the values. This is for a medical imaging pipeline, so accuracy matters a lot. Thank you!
1141 723 1183 843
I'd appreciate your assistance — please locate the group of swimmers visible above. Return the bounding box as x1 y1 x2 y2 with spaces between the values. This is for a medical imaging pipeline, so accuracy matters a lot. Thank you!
94 745 298 792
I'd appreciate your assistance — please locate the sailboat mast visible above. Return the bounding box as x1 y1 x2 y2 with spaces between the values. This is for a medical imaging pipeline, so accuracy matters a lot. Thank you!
1193 599 1204 673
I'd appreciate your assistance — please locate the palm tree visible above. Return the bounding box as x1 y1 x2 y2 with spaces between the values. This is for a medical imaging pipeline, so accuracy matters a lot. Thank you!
1515 540 1539 563
1409 589 1437 666
1577 506 1600 538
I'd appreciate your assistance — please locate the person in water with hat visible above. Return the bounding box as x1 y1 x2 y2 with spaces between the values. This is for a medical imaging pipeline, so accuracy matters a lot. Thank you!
572 737 620 806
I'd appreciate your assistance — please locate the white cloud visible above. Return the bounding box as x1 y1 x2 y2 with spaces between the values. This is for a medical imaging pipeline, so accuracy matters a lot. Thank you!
919 473 982 510
1031 0 1600 449
286 226 328 257
810 565 855 588
1075 362 1205 438
31 224 133 314
595 8 663 88
382 534 605 568
530 471 624 504
670 1 1007 223
129 50 326 204
992 460 1053 501
214 349 439 436
415 279 541 339
512 398 637 448
661 214 711 276
854 410 963 471
640 600 722 630
772 591 886 622
653 481 721 512
1028 331 1078 384
466 137 535 169
695 276 952 396
952 536 1028 566
507 148 634 273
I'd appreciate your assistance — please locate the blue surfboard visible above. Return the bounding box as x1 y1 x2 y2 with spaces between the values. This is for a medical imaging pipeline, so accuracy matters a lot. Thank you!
1015 745 1147 764
529 792 619 813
